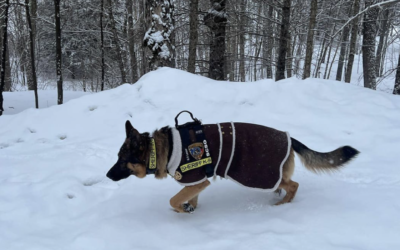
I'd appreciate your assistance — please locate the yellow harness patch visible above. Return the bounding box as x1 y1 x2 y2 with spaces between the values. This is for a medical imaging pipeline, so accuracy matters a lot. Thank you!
180 157 212 173
149 139 157 169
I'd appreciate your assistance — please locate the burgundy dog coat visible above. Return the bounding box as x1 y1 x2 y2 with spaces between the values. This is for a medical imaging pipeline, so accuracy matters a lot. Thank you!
166 122 291 191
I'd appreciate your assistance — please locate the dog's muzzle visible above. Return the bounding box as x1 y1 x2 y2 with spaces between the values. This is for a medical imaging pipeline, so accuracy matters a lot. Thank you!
106 160 131 181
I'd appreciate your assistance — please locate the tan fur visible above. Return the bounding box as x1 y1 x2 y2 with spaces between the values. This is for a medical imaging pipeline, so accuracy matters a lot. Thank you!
152 130 169 179
127 163 146 178
170 180 210 213
274 148 299 205
282 148 295 182
275 179 299 205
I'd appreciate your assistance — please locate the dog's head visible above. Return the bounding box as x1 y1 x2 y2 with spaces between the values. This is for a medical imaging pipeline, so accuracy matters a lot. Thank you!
106 121 149 181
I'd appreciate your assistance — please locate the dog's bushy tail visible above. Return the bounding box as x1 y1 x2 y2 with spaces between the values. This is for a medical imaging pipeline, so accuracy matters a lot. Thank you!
291 138 359 173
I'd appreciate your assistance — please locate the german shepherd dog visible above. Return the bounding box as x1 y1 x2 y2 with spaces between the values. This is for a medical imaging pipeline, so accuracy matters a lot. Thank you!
106 120 359 213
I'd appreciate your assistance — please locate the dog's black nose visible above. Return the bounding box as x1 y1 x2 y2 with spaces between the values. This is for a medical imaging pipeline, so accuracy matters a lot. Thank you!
107 162 131 181
106 170 117 181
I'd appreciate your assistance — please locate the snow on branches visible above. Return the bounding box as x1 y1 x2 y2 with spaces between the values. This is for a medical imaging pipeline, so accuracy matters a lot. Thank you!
144 0 175 70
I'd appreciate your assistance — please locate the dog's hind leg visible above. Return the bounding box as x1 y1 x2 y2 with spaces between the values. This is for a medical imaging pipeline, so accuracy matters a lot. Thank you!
170 180 210 213
275 148 295 198
275 180 299 205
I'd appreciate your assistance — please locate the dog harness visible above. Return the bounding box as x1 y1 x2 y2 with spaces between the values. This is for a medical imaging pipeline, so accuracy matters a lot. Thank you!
167 111 291 191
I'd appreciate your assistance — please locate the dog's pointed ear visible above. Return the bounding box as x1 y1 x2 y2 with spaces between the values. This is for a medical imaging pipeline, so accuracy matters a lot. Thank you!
125 120 140 139
125 120 134 138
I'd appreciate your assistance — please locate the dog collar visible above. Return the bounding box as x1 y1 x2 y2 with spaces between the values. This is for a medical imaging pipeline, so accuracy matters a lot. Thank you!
146 138 157 175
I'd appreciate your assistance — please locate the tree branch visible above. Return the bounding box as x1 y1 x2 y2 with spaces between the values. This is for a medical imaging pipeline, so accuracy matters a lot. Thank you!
332 0 400 39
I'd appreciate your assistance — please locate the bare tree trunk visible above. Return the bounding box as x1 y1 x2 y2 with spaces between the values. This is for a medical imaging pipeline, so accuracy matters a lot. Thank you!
108 0 127 83
4 46 11 91
362 0 379 90
336 5 353 81
394 53 400 95
275 0 291 81
327 42 340 79
127 0 138 83
252 1 262 81
286 34 292 78
254 41 261 81
187 0 199 74
266 4 274 79
100 0 105 91
229 23 236 81
302 0 318 79
26 0 38 108
323 4 343 80
30 0 37 36
323 41 334 79
204 0 227 80
225 22 232 80
345 0 361 83
54 0 63 104
0 0 10 116
144 0 175 71
335 29 350 81
375 8 390 77
314 32 327 78
238 0 246 81
0 8 11 93
293 34 304 76
138 0 147 76
26 0 37 91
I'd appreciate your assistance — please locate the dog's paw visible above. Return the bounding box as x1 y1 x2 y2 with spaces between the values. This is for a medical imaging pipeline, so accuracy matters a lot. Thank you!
275 188 282 196
183 203 195 213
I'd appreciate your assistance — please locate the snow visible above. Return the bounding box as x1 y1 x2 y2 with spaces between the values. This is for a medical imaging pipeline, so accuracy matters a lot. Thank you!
145 30 165 44
159 43 171 59
1 67 400 250
144 29 172 58
1 90 89 115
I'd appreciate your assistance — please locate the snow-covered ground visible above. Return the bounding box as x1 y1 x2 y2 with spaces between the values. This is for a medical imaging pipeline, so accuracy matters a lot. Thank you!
0 68 399 250
2 90 90 115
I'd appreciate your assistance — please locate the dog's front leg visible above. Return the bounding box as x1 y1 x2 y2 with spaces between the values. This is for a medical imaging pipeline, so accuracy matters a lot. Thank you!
188 195 199 209
170 180 210 213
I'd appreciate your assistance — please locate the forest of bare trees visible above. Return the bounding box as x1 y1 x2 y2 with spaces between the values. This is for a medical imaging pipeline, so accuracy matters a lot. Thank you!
1 0 400 114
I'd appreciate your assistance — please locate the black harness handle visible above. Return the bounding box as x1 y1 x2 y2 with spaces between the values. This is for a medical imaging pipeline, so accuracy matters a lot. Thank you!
175 110 201 129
